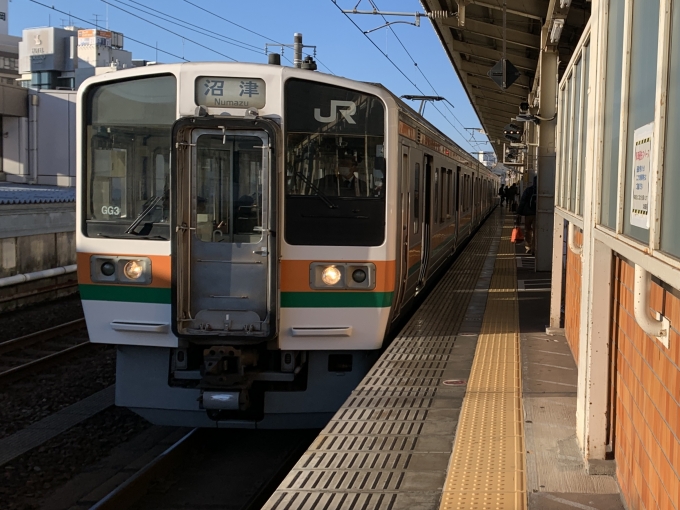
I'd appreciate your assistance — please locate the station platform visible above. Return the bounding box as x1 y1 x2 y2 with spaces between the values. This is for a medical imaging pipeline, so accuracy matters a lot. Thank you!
263 208 625 510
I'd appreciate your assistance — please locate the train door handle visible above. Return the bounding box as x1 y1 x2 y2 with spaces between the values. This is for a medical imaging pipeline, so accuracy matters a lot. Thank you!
253 248 268 256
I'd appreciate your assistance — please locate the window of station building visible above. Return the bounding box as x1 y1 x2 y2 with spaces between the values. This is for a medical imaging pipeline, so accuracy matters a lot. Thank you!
557 83 568 209
560 76 573 209
600 0 626 229
622 0 658 244
660 2 680 258
569 59 582 214
578 42 590 217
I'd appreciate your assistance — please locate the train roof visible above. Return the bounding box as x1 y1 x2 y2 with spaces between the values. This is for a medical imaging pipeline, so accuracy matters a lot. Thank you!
79 62 492 174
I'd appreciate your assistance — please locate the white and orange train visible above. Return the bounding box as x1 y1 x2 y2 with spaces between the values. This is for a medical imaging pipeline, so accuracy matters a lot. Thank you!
76 62 499 428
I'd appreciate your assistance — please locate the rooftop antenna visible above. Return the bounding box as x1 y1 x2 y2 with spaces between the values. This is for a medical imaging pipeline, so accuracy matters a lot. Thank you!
265 33 317 69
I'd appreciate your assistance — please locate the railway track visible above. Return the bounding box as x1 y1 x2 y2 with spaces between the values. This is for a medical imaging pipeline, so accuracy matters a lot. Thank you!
88 427 316 510
0 318 90 384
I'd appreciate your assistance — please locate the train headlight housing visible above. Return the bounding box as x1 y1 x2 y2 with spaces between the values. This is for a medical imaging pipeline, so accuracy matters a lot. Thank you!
310 263 375 290
321 265 342 286
89 256 152 285
123 260 144 280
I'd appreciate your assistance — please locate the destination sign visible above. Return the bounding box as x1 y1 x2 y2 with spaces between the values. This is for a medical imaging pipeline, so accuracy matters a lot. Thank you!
195 77 266 109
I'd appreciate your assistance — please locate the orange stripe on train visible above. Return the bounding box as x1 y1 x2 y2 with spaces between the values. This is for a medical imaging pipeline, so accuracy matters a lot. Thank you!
77 253 172 289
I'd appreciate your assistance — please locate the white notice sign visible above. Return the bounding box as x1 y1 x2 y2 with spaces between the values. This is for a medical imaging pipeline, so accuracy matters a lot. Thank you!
630 122 653 229
195 77 266 109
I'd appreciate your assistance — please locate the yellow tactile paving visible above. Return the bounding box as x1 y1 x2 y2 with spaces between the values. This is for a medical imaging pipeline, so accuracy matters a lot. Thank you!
440 220 527 510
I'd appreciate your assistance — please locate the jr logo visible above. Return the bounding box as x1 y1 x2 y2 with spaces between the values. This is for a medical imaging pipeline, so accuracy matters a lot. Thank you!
314 100 357 125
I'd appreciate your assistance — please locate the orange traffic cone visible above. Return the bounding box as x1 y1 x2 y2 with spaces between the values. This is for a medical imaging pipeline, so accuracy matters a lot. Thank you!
511 226 524 243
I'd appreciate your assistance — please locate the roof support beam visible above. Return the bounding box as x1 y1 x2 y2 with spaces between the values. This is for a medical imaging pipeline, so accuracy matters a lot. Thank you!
477 110 516 124
448 40 537 71
473 98 519 114
465 75 528 97
458 62 533 88
441 16 541 50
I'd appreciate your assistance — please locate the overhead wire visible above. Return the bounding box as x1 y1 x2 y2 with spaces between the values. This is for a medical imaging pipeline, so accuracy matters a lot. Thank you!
100 0 238 61
181 0 335 74
111 0 267 55
368 0 489 150
333 0 489 151
29 0 190 62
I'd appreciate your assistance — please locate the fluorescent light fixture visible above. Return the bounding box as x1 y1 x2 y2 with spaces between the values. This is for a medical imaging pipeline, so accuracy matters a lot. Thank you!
550 19 565 44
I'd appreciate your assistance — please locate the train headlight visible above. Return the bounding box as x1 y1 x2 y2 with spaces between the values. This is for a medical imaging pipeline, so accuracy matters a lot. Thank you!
352 269 367 283
123 260 144 280
321 265 342 286
101 261 116 277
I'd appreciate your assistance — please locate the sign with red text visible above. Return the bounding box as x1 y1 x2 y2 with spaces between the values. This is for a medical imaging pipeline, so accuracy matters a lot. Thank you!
630 122 653 229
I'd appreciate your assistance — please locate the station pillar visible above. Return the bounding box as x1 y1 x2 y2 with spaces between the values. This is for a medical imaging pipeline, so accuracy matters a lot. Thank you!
536 46 558 272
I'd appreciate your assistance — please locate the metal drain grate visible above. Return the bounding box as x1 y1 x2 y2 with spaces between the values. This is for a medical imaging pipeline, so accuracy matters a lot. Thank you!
309 435 420 453
517 278 551 291
281 468 407 491
326 421 425 436
299 452 413 470
516 256 535 269
262 213 503 510
265 492 399 510
335 408 429 422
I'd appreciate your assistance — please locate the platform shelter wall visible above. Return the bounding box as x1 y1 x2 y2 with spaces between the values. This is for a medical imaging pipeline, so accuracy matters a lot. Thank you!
565 227 583 362
612 257 680 510
549 1 680 507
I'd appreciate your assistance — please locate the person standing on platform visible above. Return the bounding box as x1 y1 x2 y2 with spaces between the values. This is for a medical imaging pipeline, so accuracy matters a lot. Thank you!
517 176 537 255
498 184 506 206
505 183 518 210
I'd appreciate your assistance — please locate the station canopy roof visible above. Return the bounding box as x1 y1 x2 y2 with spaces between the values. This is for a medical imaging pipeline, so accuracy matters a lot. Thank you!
421 0 591 156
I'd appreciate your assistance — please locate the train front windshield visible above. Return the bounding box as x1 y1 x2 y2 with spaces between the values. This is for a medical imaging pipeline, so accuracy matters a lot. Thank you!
284 79 386 246
83 75 177 239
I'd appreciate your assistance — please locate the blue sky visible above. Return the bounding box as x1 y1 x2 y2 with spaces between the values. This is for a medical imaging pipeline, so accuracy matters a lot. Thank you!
11 0 493 154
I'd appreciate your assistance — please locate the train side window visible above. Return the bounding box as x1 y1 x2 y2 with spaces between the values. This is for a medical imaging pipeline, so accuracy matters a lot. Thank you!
440 168 446 222
414 162 420 233
432 168 439 223
446 169 452 218
455 166 460 214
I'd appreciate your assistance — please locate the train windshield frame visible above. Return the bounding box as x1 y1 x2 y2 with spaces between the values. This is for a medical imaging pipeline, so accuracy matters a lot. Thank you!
82 74 177 239
284 79 386 246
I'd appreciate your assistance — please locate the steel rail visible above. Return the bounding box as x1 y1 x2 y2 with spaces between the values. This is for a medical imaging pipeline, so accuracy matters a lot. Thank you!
89 428 198 510
0 341 92 384
241 434 316 510
0 318 86 355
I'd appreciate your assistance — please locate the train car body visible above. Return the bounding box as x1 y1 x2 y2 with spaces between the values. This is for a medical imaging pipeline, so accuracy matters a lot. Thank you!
76 62 498 428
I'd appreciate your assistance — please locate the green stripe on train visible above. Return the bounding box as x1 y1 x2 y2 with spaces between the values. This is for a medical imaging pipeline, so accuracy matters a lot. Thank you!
281 291 393 308
79 284 171 304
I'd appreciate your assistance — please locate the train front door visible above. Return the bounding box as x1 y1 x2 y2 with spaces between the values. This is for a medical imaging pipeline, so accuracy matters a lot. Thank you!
173 121 276 338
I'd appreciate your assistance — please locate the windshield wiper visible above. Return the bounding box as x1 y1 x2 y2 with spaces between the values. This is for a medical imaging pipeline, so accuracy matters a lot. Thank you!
125 196 164 234
295 172 337 209
98 233 168 240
